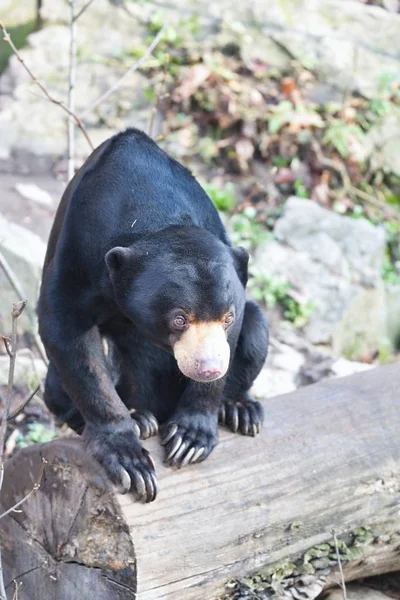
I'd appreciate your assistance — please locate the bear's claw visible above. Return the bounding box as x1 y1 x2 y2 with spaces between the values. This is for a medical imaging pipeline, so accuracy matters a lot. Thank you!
161 417 217 468
130 409 159 440
219 398 264 436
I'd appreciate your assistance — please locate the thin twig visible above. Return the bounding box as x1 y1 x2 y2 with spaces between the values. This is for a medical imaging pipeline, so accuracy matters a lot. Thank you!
0 458 47 522
311 139 352 192
12 579 22 600
311 139 400 223
1 337 11 359
7 384 40 422
0 302 25 600
67 0 78 180
332 529 347 600
0 251 48 365
74 0 96 21
81 24 166 116
350 186 400 222
0 20 93 151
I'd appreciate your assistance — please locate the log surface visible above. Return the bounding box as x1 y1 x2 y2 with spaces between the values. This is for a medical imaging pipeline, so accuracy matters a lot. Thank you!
1 364 400 599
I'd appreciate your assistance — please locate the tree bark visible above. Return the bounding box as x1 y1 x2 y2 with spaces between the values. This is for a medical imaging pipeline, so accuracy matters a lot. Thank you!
1 364 399 599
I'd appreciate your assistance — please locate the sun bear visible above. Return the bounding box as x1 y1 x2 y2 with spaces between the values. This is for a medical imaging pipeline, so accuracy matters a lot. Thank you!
37 129 269 502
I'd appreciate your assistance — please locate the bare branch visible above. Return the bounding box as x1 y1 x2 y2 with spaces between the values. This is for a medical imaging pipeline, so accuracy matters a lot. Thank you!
0 301 27 457
0 252 25 304
74 0 97 21
12 579 22 600
67 0 78 180
311 139 352 192
0 302 25 600
0 549 5 600
81 24 166 116
7 384 40 422
332 529 347 600
0 20 94 151
1 337 11 359
0 458 47 522
0 251 48 366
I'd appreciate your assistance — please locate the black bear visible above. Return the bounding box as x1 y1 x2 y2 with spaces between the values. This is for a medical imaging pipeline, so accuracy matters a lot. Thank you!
37 129 269 502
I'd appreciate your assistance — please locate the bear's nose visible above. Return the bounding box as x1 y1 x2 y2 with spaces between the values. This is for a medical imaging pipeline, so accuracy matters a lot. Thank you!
196 360 223 381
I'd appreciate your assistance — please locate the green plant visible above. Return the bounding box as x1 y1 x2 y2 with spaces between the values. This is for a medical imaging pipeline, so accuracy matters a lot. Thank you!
293 179 308 199
323 119 367 158
230 207 270 250
203 182 236 212
16 423 58 449
267 101 323 134
248 269 313 327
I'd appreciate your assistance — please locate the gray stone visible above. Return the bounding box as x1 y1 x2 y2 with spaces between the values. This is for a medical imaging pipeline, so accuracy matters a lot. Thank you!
364 115 400 178
254 199 388 356
325 583 391 599
14 183 53 207
0 0 11 11
274 197 385 287
385 283 400 348
252 337 305 398
164 0 400 98
0 214 46 335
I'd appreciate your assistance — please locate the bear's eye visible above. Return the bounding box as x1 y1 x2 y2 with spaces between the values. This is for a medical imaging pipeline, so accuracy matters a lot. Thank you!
173 315 187 330
224 312 234 328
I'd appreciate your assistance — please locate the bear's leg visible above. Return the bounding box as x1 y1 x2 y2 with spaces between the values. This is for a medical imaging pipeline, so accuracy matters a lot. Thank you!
44 361 85 433
107 326 179 438
116 369 159 440
219 300 269 436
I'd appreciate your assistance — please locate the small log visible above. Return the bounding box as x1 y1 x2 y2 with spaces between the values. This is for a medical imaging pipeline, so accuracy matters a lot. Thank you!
1 364 400 600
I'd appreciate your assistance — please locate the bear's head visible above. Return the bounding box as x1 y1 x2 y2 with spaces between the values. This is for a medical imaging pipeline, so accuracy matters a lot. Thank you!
105 226 248 383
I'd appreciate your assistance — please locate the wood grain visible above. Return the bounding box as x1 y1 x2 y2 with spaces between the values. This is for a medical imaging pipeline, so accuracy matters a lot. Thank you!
119 363 400 599
1 364 399 599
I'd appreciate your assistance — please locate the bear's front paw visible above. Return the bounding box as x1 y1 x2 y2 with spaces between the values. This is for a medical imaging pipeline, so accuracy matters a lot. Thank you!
129 409 159 440
84 420 157 502
219 397 264 436
161 413 218 468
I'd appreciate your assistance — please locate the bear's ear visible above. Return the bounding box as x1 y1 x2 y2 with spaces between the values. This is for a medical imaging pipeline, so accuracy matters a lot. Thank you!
231 245 249 287
105 246 133 276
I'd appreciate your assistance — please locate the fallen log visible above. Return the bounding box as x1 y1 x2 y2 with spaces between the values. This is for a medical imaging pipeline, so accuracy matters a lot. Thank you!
1 364 399 600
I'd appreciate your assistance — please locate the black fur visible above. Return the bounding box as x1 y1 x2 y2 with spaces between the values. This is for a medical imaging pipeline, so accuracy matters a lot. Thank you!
37 129 269 502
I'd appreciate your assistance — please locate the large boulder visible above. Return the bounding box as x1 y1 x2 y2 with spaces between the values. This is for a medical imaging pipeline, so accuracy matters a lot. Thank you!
254 198 388 358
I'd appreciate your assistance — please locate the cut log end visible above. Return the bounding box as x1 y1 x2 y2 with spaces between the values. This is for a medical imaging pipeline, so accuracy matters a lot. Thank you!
1 438 136 599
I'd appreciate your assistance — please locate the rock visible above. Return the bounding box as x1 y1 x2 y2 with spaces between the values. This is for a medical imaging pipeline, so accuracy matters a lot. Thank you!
0 214 46 335
254 198 388 357
274 197 385 287
330 357 374 378
14 183 53 207
363 116 400 178
324 583 392 599
385 283 400 349
169 0 400 98
252 337 305 398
